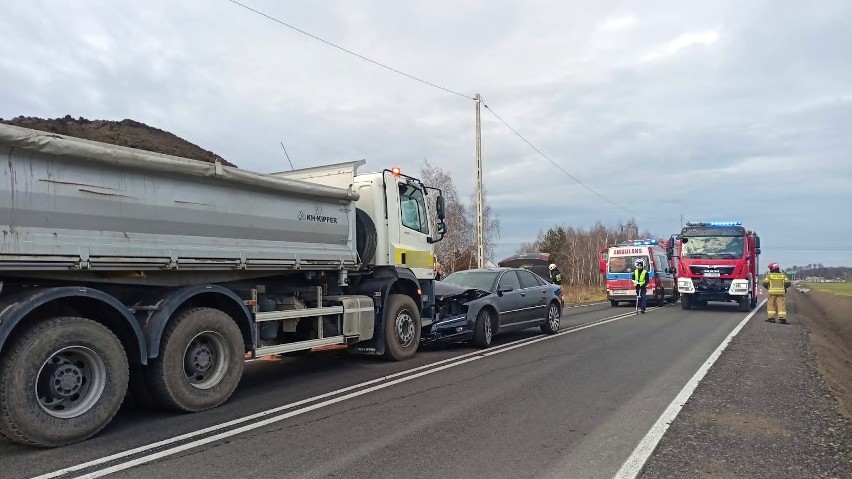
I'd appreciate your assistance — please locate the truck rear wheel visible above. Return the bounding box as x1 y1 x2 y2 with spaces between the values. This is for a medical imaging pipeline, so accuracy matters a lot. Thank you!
681 294 692 310
147 308 244 412
383 294 421 361
0 317 128 447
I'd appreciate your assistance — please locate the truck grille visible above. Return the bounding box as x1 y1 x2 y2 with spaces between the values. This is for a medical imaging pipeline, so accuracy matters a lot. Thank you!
693 278 733 293
690 265 735 275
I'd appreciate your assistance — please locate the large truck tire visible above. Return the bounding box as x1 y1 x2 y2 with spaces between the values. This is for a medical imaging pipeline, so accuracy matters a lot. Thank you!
738 294 751 312
146 308 244 412
355 208 377 265
383 294 421 361
681 294 692 310
0 317 128 447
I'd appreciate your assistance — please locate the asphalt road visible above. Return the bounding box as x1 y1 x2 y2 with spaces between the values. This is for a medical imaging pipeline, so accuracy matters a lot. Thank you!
0 301 754 479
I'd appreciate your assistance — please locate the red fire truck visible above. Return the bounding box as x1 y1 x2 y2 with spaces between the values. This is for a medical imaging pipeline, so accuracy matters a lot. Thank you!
672 221 761 311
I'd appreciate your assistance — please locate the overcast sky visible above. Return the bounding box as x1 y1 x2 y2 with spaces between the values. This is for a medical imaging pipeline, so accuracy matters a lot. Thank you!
1 0 850 268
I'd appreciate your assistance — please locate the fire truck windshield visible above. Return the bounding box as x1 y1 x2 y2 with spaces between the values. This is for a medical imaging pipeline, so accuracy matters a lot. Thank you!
682 236 744 259
608 255 650 274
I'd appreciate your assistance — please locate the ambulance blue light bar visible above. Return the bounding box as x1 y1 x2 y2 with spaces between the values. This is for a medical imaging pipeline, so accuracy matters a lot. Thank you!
620 239 658 246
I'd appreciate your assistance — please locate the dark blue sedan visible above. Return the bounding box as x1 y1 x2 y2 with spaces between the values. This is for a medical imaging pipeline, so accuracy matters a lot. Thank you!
425 267 563 348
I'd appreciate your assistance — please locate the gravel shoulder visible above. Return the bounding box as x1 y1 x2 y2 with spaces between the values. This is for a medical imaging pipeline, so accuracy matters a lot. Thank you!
640 293 852 478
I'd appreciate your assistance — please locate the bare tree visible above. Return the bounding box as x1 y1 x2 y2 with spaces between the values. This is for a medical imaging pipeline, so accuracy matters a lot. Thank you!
420 160 500 274
518 219 661 288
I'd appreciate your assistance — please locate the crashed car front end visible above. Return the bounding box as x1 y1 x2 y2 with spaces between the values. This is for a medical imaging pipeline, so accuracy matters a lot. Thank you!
422 282 490 344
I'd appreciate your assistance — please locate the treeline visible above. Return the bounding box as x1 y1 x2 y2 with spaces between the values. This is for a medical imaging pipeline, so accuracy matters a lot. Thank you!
791 264 851 280
517 219 654 287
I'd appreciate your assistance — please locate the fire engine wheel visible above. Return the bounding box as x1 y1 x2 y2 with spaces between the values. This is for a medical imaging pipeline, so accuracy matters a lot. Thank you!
681 294 692 310
738 294 751 312
147 308 244 412
0 317 128 447
383 294 421 361
610 300 619 307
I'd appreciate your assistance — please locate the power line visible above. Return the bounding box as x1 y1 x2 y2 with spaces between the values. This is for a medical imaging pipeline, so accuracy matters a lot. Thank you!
227 1 656 221
227 0 475 100
481 101 652 220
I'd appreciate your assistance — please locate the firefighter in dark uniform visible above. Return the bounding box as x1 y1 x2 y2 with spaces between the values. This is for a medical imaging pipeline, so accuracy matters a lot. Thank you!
548 263 562 285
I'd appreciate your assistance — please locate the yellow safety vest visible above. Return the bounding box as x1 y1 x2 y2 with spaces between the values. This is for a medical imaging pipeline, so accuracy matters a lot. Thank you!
633 269 648 286
762 272 790 295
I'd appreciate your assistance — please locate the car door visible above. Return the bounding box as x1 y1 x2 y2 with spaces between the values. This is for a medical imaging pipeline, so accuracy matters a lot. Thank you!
495 270 524 326
655 253 674 297
517 269 548 322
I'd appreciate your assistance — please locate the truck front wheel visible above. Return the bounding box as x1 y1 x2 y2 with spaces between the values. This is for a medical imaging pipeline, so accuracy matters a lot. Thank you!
681 294 692 310
383 294 421 361
0 317 128 447
147 308 244 412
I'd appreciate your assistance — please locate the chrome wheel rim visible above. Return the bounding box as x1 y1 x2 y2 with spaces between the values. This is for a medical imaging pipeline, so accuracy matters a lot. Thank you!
548 305 560 331
36 346 106 419
184 331 229 389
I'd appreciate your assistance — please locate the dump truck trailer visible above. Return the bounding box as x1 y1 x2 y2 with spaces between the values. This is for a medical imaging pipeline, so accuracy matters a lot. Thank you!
0 124 446 447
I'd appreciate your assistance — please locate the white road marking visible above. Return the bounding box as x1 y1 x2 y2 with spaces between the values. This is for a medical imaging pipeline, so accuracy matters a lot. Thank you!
36 307 655 479
612 298 768 479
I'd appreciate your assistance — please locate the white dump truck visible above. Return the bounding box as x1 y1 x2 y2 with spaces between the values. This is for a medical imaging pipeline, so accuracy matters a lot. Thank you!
0 124 447 447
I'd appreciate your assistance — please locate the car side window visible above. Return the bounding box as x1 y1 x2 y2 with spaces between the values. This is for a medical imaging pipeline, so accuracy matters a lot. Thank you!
498 271 521 291
517 270 539 289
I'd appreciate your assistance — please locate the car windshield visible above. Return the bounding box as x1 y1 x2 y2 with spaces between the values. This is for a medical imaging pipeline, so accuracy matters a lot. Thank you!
608 255 649 274
442 271 499 292
682 235 744 259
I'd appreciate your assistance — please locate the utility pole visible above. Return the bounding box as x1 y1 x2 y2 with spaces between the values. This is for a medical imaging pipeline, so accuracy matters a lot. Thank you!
680 214 685 229
475 93 485 268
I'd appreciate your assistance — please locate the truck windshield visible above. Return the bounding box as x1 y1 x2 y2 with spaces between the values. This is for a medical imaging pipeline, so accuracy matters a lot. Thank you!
608 255 649 274
399 183 430 235
682 236 744 259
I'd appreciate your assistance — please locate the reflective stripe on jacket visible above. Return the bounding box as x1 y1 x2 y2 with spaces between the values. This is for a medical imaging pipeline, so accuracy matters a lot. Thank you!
762 272 790 295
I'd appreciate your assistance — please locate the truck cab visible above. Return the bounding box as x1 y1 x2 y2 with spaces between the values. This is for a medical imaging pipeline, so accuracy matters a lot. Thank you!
675 221 760 311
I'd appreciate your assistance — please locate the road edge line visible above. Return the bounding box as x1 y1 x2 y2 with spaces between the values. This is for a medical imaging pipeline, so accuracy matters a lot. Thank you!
612 298 768 479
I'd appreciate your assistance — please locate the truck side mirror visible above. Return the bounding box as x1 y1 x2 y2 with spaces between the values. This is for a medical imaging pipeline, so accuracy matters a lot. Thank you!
428 220 447 244
436 195 446 220
755 236 761 248
756 247 761 255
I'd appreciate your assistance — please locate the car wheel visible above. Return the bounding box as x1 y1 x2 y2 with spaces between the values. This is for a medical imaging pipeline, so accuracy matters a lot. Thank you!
541 302 561 334
472 309 493 348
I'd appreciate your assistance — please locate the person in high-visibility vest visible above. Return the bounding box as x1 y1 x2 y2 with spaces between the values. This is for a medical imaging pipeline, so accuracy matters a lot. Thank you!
762 262 791 323
633 259 649 314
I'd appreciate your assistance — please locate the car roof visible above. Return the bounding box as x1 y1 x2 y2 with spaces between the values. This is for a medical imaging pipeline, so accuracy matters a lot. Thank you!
449 267 531 274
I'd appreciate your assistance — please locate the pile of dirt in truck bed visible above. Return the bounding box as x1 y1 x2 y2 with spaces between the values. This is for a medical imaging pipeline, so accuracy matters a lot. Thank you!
0 115 236 167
